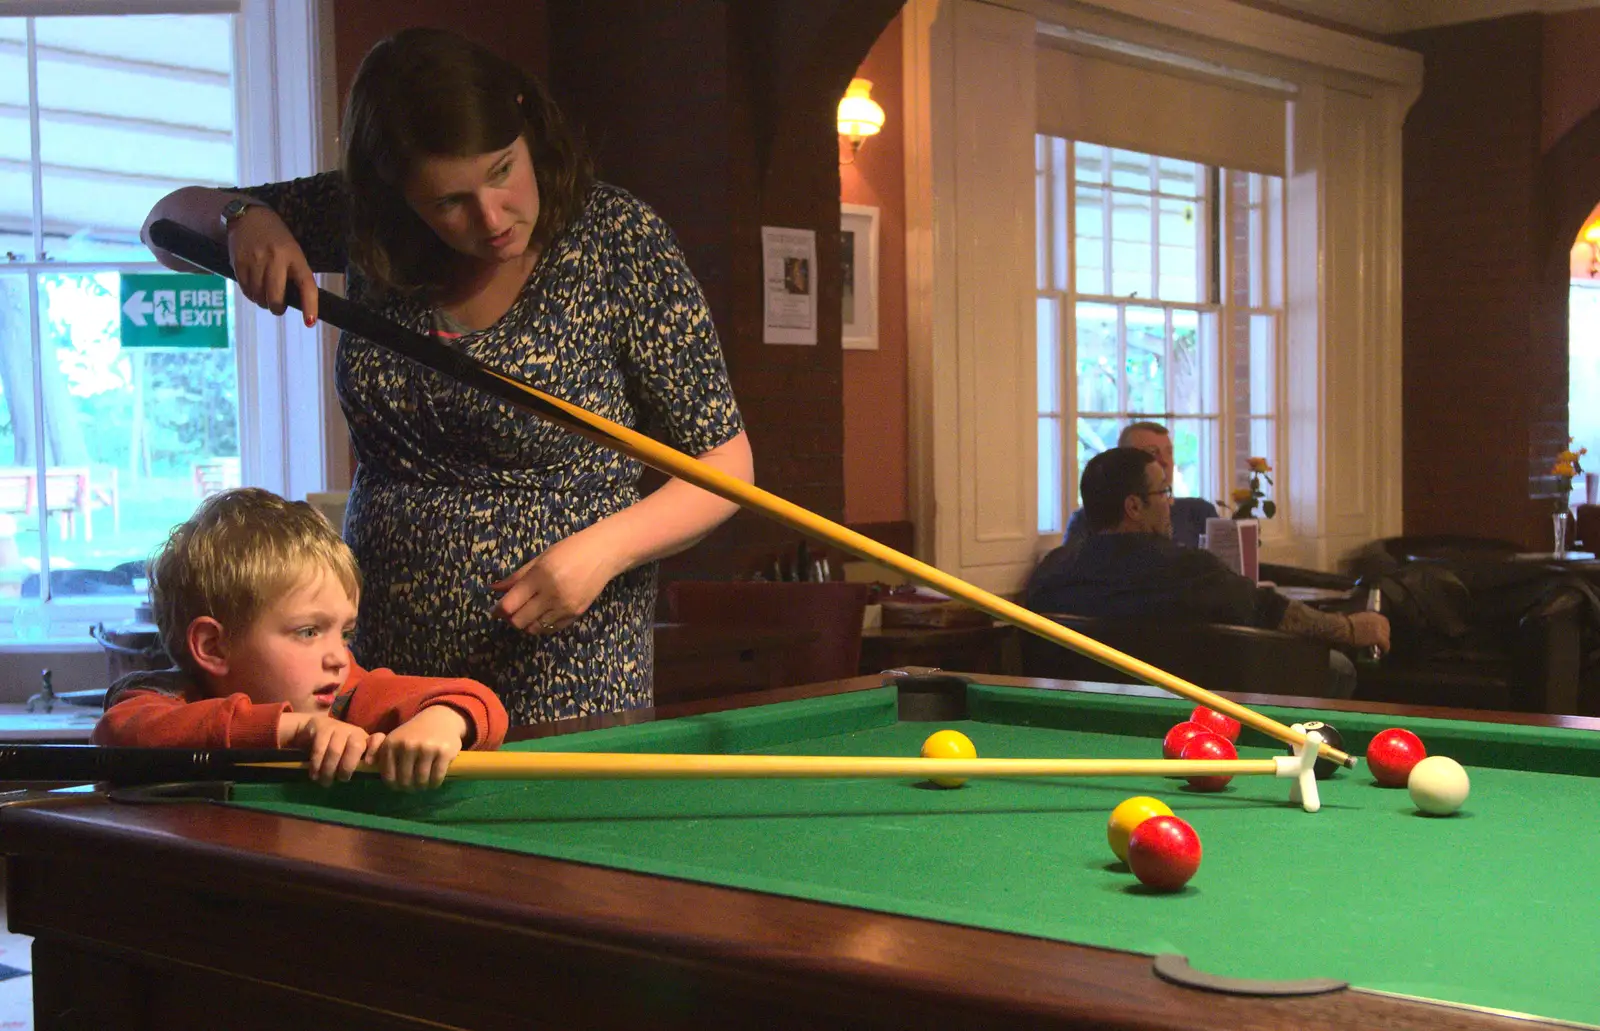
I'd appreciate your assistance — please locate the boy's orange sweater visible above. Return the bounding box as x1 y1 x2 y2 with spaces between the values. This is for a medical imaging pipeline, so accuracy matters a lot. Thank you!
92 662 508 751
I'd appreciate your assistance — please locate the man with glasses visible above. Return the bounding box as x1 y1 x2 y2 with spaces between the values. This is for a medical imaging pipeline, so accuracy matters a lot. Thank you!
1025 447 1388 698
1063 422 1217 549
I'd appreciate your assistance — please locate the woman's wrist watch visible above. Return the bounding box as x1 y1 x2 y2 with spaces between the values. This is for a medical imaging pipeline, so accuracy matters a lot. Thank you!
219 197 261 232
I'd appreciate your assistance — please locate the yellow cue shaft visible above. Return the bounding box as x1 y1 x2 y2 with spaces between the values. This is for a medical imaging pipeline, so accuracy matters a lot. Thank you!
488 371 1351 768
248 752 1284 781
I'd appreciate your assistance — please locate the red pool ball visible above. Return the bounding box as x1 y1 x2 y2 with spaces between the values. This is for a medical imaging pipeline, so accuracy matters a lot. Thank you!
1126 815 1202 891
1162 721 1208 760
1178 732 1238 791
1189 705 1241 743
1367 728 1427 787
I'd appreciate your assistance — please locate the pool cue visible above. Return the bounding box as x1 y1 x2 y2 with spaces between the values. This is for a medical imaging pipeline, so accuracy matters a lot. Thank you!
146 220 1352 770
0 744 1295 786
245 750 1289 782
0 744 326 785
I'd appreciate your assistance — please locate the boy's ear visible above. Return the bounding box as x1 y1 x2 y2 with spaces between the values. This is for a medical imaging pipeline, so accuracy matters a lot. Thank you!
187 616 230 678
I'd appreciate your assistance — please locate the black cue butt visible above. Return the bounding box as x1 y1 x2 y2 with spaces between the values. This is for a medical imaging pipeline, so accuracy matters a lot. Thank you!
0 745 308 785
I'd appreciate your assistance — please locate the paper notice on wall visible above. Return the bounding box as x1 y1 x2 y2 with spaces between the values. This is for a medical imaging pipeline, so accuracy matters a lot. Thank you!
761 225 817 345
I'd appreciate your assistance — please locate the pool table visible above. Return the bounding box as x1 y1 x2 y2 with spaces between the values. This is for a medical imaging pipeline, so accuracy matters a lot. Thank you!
3 671 1599 1031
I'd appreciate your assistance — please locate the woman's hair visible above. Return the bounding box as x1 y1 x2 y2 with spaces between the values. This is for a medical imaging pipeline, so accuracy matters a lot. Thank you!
150 487 362 677
341 28 594 296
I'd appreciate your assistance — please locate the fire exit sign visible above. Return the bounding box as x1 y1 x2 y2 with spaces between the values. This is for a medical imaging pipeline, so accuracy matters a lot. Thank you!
119 273 230 349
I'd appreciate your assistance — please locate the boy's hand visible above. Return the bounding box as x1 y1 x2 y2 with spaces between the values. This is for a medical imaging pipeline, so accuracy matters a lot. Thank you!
374 705 470 791
282 713 379 786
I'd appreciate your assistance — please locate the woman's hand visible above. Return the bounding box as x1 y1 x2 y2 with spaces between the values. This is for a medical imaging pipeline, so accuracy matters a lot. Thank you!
490 528 625 635
226 207 319 326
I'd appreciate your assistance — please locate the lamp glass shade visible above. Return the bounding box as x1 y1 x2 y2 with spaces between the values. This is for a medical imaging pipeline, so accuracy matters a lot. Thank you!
838 78 885 139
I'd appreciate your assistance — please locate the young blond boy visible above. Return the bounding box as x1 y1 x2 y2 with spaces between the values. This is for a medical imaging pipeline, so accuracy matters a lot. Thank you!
93 487 508 789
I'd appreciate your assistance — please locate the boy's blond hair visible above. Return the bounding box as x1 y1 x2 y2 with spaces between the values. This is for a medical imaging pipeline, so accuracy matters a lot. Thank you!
150 487 362 677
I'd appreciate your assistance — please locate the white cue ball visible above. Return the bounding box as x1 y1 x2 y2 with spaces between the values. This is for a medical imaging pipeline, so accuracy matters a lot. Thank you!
1407 755 1470 815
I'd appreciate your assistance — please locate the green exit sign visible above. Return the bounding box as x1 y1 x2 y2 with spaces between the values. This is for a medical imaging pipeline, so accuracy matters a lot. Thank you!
119 273 230 350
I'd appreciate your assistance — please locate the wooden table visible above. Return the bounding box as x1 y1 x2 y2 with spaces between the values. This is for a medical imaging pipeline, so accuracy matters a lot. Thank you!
859 622 1012 675
1272 585 1356 608
1509 550 1597 563
652 622 819 704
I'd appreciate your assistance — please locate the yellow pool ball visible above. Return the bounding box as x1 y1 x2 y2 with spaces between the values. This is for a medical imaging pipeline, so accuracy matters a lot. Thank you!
1107 796 1174 864
921 729 977 788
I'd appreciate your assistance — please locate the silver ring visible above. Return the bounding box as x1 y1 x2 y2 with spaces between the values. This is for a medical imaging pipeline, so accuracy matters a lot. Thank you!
539 621 555 632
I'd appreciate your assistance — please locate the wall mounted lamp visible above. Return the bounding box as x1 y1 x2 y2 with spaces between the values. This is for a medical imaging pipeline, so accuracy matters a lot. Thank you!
837 77 885 164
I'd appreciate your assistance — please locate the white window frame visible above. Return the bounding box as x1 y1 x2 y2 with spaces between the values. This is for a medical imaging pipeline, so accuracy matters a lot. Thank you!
0 0 337 651
1039 139 1229 529
904 0 1419 589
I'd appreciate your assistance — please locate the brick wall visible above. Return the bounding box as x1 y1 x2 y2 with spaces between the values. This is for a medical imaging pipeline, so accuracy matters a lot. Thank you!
548 2 904 582
1397 16 1552 548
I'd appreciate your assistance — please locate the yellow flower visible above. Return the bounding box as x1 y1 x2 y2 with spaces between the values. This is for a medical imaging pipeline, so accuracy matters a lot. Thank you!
1554 461 1576 478
1559 450 1580 464
1247 457 1272 474
1231 487 1254 504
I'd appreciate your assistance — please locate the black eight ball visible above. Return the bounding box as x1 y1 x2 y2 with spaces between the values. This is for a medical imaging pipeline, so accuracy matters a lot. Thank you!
1290 720 1343 780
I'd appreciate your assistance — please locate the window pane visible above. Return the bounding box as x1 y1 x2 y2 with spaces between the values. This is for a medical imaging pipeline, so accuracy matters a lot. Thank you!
1248 418 1276 471
0 19 34 261
1074 185 1106 295
1157 197 1201 303
1169 417 1218 504
1075 302 1118 412
1170 309 1218 415
1246 313 1276 416
1158 157 1202 199
35 14 236 262
1052 137 1069 293
1036 136 1049 292
1038 416 1061 533
1110 193 1152 298
1124 305 1165 415
0 272 41 602
1037 297 1059 412
1074 141 1106 184
36 270 239 599
1076 415 1119 479
1109 149 1152 191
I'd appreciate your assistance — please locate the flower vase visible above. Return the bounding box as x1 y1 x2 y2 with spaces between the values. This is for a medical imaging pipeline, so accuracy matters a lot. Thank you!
1553 510 1570 557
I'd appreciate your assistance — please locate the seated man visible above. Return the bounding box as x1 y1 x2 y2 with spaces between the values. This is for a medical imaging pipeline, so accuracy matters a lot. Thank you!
1026 447 1389 698
1064 422 1217 548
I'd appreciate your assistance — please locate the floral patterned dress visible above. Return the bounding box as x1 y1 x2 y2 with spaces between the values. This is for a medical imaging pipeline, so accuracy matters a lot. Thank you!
241 176 744 723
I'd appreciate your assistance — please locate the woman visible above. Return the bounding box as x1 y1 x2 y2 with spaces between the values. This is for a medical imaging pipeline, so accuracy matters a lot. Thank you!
142 28 752 723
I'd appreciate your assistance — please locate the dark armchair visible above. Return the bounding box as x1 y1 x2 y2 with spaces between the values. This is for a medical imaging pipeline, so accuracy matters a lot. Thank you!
1020 613 1335 698
1354 564 1589 714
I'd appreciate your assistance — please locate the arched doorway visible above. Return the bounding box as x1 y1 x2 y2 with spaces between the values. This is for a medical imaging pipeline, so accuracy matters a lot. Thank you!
1569 202 1600 466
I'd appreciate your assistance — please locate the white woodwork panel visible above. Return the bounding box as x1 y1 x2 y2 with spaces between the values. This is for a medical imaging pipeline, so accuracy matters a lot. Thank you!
1321 86 1373 539
953 0 1038 576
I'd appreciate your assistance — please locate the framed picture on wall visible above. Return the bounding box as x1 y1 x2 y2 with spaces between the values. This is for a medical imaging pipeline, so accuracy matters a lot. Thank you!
841 203 879 350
